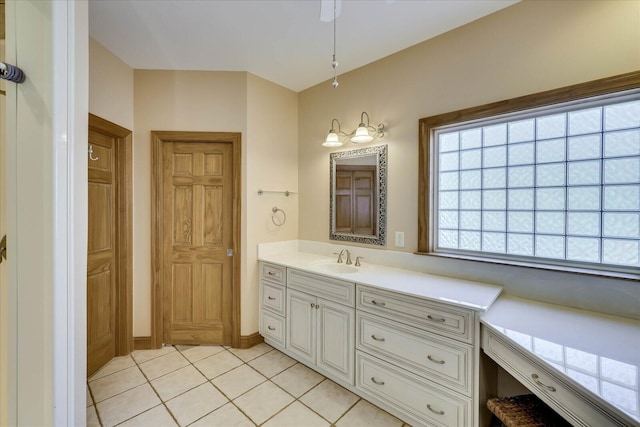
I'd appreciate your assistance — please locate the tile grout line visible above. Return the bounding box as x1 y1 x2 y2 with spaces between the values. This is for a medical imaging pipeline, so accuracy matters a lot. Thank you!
90 344 403 427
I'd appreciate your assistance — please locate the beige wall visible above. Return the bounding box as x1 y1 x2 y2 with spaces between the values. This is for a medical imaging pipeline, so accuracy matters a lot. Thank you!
245 74 299 334
131 71 298 336
133 70 248 336
298 0 640 316
89 38 134 130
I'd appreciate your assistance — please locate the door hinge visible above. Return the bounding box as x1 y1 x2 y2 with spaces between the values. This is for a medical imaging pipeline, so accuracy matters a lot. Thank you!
226 248 233 257
0 235 6 263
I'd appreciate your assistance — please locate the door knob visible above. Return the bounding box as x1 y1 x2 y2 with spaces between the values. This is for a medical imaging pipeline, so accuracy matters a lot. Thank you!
0 235 6 263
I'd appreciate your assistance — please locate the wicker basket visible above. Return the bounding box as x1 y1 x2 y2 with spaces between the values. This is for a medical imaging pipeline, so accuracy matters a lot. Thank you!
487 394 572 427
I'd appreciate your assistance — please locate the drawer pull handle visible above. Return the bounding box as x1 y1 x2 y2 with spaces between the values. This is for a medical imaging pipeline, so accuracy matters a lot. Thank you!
371 334 386 342
267 326 276 331
371 300 386 307
371 377 385 386
426 404 444 416
427 355 445 365
531 374 556 392
267 271 276 276
427 314 446 323
267 296 276 300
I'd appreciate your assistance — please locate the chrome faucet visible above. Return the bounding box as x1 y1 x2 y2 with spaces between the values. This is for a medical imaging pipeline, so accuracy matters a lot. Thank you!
336 249 352 265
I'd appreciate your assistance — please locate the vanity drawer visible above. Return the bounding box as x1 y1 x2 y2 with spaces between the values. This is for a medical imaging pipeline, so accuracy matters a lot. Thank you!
261 262 286 285
261 281 285 315
288 268 354 307
357 285 473 344
260 310 285 348
357 312 472 396
357 351 471 427
482 326 632 427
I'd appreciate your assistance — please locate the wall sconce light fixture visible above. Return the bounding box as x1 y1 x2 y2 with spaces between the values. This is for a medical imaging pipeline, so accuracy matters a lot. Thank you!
323 112 385 147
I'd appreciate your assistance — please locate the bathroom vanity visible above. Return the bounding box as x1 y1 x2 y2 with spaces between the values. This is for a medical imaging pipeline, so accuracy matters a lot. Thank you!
258 245 640 427
481 296 640 427
258 250 502 427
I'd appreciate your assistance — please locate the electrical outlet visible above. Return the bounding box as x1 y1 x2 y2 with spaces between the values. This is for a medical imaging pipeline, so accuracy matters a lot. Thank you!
395 231 405 247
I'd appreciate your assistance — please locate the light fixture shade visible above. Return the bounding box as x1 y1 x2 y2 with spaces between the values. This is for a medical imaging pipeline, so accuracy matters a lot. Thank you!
351 126 374 143
323 132 343 147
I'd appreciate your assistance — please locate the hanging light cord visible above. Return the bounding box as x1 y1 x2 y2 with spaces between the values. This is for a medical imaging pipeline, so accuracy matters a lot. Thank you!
331 0 339 88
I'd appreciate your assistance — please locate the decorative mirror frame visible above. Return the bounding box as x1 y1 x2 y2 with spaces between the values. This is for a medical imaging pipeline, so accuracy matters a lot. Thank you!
329 144 387 245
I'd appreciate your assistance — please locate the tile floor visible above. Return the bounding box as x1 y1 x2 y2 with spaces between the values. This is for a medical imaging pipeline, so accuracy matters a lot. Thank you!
87 343 411 426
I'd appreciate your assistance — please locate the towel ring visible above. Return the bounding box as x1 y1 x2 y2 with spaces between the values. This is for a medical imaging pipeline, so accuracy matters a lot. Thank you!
272 207 286 226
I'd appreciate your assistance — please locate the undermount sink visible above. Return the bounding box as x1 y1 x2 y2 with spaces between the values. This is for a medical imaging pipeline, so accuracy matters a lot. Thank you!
310 260 359 274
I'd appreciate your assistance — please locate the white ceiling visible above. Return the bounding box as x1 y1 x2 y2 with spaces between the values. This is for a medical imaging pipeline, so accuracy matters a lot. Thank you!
89 0 518 92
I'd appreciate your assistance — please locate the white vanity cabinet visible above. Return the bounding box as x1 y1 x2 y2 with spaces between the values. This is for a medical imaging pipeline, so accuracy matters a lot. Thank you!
286 269 355 385
259 263 287 347
355 284 476 427
258 258 502 427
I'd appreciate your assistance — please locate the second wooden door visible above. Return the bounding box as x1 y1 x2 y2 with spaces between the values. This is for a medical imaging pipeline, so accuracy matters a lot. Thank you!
161 139 235 345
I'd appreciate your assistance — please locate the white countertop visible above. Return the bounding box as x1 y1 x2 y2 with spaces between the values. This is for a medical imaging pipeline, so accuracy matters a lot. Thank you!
259 251 503 312
481 295 640 424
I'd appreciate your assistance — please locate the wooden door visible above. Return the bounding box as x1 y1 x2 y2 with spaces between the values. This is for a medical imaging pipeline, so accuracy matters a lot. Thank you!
162 140 234 344
335 170 353 233
87 129 118 376
335 166 375 235
353 170 375 235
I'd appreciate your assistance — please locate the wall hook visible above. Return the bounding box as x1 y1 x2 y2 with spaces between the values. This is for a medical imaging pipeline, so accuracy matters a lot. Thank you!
88 145 99 161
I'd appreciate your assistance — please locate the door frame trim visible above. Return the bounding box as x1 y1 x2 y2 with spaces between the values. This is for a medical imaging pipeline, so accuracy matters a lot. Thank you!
151 131 242 349
88 113 133 356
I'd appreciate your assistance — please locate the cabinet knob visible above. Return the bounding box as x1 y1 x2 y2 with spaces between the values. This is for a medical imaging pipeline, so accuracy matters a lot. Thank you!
427 404 444 415
531 373 556 392
427 355 445 365
371 377 385 386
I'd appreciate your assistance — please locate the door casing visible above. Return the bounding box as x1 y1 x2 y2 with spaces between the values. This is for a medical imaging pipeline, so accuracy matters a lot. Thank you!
151 131 241 349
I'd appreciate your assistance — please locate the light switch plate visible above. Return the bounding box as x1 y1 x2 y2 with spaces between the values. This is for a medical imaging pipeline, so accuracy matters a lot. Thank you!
395 231 405 247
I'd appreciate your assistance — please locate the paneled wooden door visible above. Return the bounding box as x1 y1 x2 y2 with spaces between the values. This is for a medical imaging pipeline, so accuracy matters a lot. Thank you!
154 132 240 346
87 114 132 376
335 165 375 235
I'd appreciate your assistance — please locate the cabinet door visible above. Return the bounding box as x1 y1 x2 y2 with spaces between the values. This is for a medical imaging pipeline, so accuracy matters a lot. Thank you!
286 289 316 364
317 299 355 384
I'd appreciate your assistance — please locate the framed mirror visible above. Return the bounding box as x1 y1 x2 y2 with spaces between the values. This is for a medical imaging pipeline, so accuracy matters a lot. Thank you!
330 145 387 245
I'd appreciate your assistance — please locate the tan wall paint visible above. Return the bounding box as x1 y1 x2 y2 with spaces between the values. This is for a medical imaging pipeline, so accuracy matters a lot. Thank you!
298 0 640 316
245 73 298 334
299 0 640 249
89 38 134 130
133 70 250 337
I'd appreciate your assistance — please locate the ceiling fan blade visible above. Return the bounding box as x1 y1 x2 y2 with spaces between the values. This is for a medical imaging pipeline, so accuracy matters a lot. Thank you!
320 0 342 22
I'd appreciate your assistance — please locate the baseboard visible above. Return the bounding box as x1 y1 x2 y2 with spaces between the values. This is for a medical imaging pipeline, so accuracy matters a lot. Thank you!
133 336 153 350
239 332 264 349
134 334 262 350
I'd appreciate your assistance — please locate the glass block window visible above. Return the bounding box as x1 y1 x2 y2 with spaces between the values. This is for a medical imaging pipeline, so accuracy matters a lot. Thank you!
433 92 640 272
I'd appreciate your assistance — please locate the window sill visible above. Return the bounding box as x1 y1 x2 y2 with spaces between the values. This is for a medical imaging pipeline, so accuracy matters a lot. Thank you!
414 251 640 282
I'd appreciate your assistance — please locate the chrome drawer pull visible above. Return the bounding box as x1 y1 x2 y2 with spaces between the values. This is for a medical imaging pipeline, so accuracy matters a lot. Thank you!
426 404 444 416
371 300 386 307
267 296 276 300
427 355 445 365
427 314 446 323
371 334 386 342
371 377 385 386
267 326 276 331
531 374 556 392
